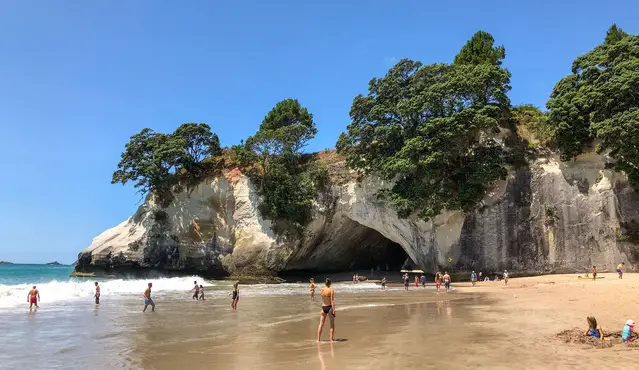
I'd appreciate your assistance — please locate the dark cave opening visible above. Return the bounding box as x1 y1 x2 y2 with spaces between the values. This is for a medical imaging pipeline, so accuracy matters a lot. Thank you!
282 218 416 277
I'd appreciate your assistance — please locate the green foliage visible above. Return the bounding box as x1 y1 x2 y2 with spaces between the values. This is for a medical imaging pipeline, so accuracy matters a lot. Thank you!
512 105 554 146
454 31 506 66
547 25 639 187
337 31 511 220
112 123 221 196
242 99 324 233
605 24 629 44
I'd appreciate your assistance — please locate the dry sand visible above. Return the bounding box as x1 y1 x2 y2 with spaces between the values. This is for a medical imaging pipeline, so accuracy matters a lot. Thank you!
450 272 639 369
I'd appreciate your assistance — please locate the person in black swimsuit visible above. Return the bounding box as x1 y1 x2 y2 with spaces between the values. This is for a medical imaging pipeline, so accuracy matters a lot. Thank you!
317 278 336 342
231 282 239 310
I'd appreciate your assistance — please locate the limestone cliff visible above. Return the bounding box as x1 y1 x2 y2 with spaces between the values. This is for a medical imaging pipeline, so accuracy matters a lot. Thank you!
75 152 639 278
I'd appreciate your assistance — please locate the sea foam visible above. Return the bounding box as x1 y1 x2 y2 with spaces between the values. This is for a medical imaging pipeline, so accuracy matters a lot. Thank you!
0 275 209 309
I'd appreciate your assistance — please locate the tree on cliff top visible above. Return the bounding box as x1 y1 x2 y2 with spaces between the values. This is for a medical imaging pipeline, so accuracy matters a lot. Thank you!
547 24 639 187
112 123 221 195
242 99 322 232
454 30 506 66
336 31 510 220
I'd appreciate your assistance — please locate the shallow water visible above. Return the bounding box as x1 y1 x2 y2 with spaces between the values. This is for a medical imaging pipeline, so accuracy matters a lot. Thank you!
0 282 476 369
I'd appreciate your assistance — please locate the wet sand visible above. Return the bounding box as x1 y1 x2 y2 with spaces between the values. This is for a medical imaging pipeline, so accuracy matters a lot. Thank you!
2 273 639 369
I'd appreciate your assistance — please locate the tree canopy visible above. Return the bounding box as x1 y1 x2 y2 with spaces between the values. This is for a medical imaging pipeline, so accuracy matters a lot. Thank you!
337 31 511 220
240 99 326 232
112 123 221 195
547 25 639 186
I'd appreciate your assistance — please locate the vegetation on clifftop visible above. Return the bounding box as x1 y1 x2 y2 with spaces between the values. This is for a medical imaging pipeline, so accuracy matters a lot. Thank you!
336 31 511 220
111 25 639 232
547 24 639 188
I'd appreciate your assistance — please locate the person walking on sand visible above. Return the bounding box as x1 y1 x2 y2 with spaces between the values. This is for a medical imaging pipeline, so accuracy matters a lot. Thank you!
191 280 200 300
143 283 155 312
403 274 409 291
435 272 442 293
617 262 625 279
231 282 239 310
317 278 336 342
199 285 205 300
503 270 509 285
27 286 40 310
414 275 419 287
592 266 597 281
381 277 387 290
420 274 426 287
471 271 477 287
443 272 451 292
94 282 100 305
310 278 316 302
478 271 483 282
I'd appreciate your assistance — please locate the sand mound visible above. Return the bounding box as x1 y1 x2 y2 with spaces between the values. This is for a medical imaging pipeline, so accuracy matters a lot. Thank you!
556 328 639 349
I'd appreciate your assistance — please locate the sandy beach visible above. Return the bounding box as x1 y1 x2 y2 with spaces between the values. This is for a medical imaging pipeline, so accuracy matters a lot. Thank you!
2 273 639 369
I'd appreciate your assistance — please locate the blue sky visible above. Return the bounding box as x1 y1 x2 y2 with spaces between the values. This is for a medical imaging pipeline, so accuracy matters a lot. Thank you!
1 0 637 264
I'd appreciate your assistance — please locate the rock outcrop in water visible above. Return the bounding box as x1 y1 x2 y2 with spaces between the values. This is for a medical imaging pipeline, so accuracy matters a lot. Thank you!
75 151 639 278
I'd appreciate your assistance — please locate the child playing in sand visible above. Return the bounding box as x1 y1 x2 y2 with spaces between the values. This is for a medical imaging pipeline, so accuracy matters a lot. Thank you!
584 316 605 339
622 320 635 343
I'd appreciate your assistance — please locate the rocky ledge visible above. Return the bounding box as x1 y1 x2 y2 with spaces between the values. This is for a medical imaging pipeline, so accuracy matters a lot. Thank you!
75 151 639 279
0 261 13 265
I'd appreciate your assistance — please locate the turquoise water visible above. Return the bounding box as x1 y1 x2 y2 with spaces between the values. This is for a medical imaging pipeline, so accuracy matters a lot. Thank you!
0 264 74 285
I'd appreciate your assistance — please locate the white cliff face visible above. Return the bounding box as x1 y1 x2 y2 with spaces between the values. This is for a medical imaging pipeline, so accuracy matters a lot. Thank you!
77 152 639 277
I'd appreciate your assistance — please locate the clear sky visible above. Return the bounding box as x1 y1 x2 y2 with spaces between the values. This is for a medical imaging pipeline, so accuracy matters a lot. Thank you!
0 0 637 264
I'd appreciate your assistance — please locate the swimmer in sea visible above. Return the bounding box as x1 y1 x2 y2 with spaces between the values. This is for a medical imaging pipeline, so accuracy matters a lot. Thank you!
199 285 205 300
94 282 100 304
310 278 316 302
191 280 200 300
381 277 387 290
317 278 336 342
27 285 40 311
443 271 451 292
231 282 239 310
143 282 155 312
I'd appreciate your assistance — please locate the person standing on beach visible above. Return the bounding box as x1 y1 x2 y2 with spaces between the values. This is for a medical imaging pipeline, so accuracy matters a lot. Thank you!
403 274 409 291
310 278 316 302
503 270 509 285
420 274 426 287
617 262 625 279
435 272 442 293
381 277 387 290
191 281 200 300
478 271 483 282
143 283 155 312
231 282 239 310
443 272 451 292
414 275 419 287
27 286 39 310
317 278 336 342
592 266 597 281
471 271 477 287
94 282 100 304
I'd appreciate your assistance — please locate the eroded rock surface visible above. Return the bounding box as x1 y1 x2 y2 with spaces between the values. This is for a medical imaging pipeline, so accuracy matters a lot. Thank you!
75 152 639 278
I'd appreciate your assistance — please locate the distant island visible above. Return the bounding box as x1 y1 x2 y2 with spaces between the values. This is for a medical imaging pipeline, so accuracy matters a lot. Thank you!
46 261 62 265
0 261 13 265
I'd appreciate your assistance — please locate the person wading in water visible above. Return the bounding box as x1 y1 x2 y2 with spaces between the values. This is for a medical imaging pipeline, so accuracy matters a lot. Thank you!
27 286 40 311
94 282 100 304
317 278 336 342
143 283 155 312
309 278 316 302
